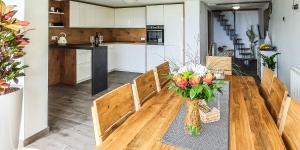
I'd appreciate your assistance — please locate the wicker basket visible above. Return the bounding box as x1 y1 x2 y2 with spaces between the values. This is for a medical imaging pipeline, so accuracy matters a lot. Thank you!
199 102 220 123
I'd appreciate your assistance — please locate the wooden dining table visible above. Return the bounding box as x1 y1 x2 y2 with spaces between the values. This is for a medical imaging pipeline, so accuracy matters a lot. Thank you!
95 76 286 150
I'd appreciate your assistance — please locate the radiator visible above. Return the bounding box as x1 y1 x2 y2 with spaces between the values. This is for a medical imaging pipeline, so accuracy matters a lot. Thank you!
290 67 300 102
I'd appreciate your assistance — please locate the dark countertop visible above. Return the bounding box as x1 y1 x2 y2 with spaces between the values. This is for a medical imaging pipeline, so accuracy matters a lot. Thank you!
49 44 107 50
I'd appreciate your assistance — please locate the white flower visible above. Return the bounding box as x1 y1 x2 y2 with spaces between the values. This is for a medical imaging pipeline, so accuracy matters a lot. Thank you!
177 64 207 76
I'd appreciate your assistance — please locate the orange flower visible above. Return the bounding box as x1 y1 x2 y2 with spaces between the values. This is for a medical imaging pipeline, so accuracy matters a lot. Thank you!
203 78 213 85
189 75 200 86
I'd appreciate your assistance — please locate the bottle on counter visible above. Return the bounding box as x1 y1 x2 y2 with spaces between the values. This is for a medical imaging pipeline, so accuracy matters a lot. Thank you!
95 32 100 47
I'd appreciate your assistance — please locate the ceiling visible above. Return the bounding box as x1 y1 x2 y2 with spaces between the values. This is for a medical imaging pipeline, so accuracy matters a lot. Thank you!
76 0 270 9
77 0 184 7
201 0 270 10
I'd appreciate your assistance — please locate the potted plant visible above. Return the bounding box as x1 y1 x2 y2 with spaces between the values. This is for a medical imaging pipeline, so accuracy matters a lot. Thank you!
260 52 280 71
168 64 223 136
246 25 258 58
0 1 30 149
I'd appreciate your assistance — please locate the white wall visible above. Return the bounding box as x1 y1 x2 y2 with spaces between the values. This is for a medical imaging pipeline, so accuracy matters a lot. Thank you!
6 0 49 142
184 0 200 64
269 0 300 89
199 2 208 65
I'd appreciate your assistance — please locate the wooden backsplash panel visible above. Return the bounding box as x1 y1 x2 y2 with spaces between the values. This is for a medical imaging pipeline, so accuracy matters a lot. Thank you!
49 28 113 44
112 28 146 43
49 28 146 44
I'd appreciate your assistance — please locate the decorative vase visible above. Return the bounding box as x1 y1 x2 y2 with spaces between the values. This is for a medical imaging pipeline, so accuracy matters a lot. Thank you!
185 99 202 136
0 87 23 150
264 31 272 45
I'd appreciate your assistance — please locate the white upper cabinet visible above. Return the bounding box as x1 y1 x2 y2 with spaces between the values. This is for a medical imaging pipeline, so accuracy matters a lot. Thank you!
69 1 80 27
70 2 115 28
114 7 145 28
114 8 132 28
131 7 146 28
146 5 164 25
96 6 115 28
164 4 184 45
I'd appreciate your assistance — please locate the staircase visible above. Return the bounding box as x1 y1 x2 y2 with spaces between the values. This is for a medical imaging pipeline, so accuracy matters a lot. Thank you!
215 13 253 62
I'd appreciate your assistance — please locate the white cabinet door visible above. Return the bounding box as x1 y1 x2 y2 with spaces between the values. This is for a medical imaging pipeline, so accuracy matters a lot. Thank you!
146 45 165 71
79 3 90 27
164 4 184 45
146 5 164 25
114 44 146 73
164 4 184 66
76 50 91 83
132 7 146 28
107 44 116 72
114 8 131 28
165 45 183 66
70 1 80 27
96 6 115 28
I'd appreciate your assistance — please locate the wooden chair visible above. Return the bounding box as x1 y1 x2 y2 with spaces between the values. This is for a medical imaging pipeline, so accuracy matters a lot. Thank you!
91 83 135 146
260 67 276 100
206 56 232 75
278 98 300 150
154 62 171 92
265 77 289 125
132 70 158 111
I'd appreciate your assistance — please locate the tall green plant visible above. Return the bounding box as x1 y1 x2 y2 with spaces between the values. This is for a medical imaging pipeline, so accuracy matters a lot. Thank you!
246 25 258 56
0 0 30 94
260 52 280 71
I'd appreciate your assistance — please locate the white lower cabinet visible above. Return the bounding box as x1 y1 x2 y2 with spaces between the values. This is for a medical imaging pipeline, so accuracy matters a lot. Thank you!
164 45 183 66
76 50 91 83
107 44 146 73
146 45 165 71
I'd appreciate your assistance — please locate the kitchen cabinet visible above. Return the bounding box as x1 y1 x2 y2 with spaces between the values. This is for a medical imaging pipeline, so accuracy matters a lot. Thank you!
70 2 114 28
70 1 80 27
96 6 115 28
76 50 91 83
114 7 145 28
132 7 146 28
164 4 184 65
107 45 116 72
113 44 146 73
114 8 132 28
164 45 183 65
146 5 164 25
146 45 165 71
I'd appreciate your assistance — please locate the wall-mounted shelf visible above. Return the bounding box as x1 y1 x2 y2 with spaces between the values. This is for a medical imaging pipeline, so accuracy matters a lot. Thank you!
49 26 65 28
49 12 64 15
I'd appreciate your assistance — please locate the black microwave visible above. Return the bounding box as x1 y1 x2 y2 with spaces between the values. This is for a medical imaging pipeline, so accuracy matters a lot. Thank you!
146 25 164 45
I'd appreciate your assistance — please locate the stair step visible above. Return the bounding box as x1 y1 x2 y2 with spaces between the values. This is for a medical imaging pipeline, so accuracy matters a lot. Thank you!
240 52 252 55
239 48 250 50
235 43 244 45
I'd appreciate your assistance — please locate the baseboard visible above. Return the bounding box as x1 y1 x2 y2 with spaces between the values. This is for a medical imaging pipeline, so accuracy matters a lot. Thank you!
22 127 50 146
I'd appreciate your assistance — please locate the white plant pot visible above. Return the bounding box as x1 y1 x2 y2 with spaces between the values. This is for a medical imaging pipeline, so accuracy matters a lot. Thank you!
0 88 23 150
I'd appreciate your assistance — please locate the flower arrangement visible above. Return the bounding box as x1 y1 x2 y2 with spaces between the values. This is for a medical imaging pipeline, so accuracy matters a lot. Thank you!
168 64 224 136
0 1 30 94
168 64 224 102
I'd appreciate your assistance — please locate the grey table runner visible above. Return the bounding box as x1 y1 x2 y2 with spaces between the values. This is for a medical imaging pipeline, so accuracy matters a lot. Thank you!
162 81 230 150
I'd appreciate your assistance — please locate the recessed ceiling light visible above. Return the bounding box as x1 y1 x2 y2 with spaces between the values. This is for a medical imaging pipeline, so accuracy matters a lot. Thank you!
232 4 240 10
123 0 137 3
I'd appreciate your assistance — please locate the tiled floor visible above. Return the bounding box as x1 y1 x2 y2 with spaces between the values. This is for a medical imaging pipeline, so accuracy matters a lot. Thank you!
26 71 141 150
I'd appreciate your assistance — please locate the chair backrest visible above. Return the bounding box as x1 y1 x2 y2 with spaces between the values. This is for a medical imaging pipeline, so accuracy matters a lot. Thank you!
206 56 232 75
91 83 134 145
154 62 170 92
261 67 276 95
266 77 289 124
278 98 300 150
132 70 158 111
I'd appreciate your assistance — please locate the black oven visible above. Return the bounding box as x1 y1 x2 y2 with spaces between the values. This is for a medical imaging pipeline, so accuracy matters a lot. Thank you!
146 25 164 45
